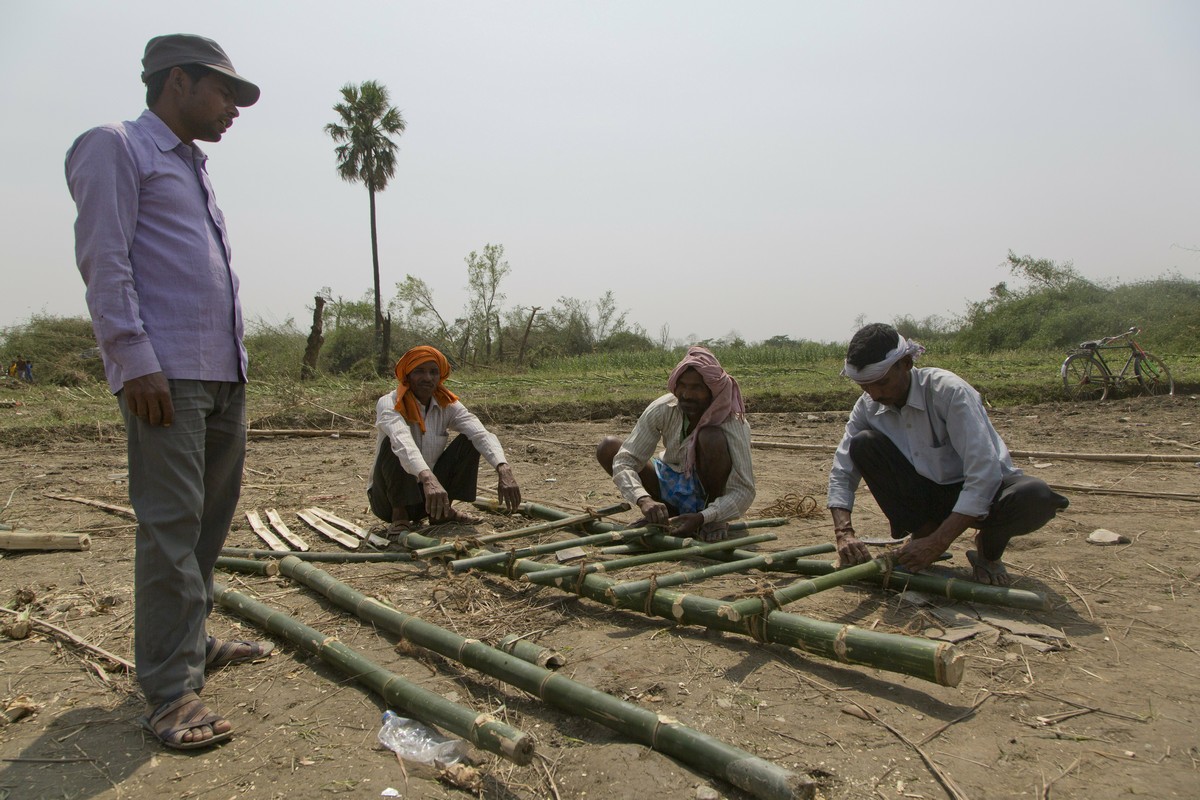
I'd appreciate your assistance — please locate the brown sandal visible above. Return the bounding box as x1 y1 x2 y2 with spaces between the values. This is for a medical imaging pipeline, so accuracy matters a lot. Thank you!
205 636 274 670
141 691 232 750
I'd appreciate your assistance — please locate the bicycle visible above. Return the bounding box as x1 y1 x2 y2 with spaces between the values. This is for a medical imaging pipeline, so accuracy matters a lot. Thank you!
1060 326 1174 401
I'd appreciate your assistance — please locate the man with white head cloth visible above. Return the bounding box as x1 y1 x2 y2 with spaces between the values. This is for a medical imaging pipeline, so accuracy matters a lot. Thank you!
828 323 1067 585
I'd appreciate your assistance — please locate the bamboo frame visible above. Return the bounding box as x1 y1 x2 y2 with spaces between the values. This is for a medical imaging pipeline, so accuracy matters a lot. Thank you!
413 502 629 559
277 557 814 800
213 582 535 765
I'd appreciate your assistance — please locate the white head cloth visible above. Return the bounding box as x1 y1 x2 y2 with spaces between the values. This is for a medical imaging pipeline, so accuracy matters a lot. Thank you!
841 335 925 383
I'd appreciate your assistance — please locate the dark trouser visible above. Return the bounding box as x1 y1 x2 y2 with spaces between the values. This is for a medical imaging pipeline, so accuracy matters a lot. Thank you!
368 434 482 522
848 429 1068 561
119 380 246 707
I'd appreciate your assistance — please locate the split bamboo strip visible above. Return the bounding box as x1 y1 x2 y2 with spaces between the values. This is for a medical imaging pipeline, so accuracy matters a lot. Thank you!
220 547 414 563
496 634 565 668
718 558 892 622
449 527 658 573
244 511 289 552
0 607 132 670
749 440 1200 464
414 502 630 559
278 558 814 800
394 529 961 686
0 531 91 551
521 533 778 587
1045 483 1200 502
247 428 372 438
607 544 837 602
215 556 279 576
212 581 535 765
42 493 135 518
265 509 309 550
296 509 359 549
307 507 389 548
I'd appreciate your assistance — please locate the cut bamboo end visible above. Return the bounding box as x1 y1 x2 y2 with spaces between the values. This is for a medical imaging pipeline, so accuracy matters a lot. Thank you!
0 531 91 551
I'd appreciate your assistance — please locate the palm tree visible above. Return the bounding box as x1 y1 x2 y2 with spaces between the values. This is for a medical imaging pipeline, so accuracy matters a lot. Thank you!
325 81 407 374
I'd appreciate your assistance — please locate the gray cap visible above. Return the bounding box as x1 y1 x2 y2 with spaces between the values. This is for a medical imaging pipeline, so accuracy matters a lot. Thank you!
142 33 260 107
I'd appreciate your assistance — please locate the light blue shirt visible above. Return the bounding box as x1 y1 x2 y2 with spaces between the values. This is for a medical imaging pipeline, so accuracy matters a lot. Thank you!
827 367 1021 518
66 110 246 393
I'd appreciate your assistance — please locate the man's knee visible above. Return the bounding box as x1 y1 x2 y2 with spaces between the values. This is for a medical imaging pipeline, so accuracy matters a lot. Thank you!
1014 477 1069 518
596 436 622 474
846 429 889 462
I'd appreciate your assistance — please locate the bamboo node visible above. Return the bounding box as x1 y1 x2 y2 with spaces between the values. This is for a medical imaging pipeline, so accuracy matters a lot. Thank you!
642 575 659 617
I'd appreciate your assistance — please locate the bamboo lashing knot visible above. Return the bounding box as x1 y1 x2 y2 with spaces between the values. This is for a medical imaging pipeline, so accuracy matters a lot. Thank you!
574 562 588 596
504 549 518 579
642 575 659 616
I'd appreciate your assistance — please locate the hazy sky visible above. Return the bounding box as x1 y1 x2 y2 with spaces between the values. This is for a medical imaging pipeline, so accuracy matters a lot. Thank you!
3 1 1198 345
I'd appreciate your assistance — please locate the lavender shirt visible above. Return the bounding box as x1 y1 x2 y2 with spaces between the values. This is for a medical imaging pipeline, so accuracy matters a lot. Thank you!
66 110 246 394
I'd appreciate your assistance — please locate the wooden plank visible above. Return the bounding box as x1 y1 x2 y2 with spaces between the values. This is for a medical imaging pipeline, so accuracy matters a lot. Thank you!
296 509 360 549
307 507 388 548
265 509 309 551
244 511 289 552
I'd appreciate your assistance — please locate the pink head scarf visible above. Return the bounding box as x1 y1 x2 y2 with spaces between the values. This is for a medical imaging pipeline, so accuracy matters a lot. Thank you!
666 346 745 476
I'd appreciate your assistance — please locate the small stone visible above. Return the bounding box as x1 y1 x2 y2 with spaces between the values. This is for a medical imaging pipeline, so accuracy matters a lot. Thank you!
695 787 720 800
1087 529 1130 546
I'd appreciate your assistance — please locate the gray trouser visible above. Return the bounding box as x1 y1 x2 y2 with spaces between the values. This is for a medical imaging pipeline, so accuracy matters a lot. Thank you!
119 380 246 706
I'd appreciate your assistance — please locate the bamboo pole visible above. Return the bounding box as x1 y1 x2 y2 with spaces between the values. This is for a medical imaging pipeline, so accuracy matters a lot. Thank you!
247 428 372 438
212 582 535 765
394 529 962 686
42 493 135 518
0 531 91 551
607 544 838 602
220 547 414 563
785 558 1050 612
496 634 564 668
718 558 893 622
449 527 657 573
278 558 814 800
599 518 797 555
521 533 778 587
413 502 629 559
215 556 279 576
1045 483 1200 502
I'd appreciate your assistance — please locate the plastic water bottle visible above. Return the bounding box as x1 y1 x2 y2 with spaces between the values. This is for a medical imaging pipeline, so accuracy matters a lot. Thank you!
377 710 469 765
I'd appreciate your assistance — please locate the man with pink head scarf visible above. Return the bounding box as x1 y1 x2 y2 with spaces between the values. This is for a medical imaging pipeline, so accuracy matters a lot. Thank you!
597 347 755 541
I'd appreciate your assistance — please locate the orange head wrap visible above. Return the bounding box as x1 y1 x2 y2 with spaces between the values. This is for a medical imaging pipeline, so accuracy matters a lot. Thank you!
393 346 460 432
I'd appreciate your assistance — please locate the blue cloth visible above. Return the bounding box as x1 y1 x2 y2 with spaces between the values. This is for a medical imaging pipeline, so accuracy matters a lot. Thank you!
652 457 707 515
66 109 246 393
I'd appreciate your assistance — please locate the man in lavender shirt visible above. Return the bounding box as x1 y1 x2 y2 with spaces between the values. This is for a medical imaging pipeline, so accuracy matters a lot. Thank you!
66 34 271 750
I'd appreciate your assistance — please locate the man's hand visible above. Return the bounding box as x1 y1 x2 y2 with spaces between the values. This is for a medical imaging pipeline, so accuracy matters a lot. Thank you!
831 507 870 566
123 372 173 427
669 512 705 537
418 470 450 521
635 496 669 526
835 530 871 566
895 512 975 573
496 463 521 512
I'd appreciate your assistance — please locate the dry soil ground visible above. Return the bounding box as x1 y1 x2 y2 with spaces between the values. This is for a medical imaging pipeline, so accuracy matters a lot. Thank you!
0 395 1197 800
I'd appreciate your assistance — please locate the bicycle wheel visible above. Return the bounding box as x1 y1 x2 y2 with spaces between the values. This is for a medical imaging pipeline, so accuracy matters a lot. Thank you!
1062 353 1108 401
1135 353 1174 396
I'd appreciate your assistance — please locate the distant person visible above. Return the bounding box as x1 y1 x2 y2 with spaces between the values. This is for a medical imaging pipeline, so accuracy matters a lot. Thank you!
8 358 20 378
597 346 755 541
66 34 270 751
21 359 33 383
827 323 1068 585
370 345 522 535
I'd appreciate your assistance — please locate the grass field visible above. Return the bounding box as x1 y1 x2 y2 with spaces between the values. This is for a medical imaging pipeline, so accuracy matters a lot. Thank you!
2 348 1195 445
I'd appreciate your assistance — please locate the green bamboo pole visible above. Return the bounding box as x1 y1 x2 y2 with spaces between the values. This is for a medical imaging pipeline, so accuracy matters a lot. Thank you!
784 558 1051 612
599 518 799 555
215 556 279 576
397 529 962 687
448 527 658 573
516 508 1047 612
496 634 565 668
220 547 414 563
213 582 535 765
717 558 893 622
606 544 838 602
521 533 778 587
413 502 630 559
278 557 814 800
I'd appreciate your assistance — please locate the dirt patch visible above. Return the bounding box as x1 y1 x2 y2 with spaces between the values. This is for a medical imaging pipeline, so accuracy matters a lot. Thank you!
0 395 1197 799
